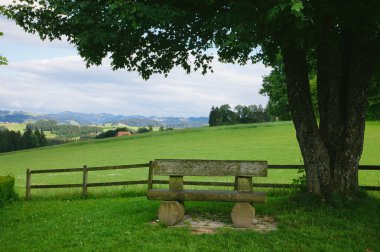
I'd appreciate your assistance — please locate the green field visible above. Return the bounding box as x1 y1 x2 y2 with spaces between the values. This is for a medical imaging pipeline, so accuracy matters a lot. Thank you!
0 121 379 195
0 121 379 251
0 122 58 139
0 122 27 132
100 123 160 132
0 122 157 140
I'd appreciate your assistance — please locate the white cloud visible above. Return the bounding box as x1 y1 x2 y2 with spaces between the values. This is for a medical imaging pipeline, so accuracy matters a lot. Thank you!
0 16 271 117
1 54 270 116
0 16 76 61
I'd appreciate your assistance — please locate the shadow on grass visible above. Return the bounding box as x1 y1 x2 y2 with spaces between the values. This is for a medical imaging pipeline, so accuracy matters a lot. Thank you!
24 187 147 202
20 186 380 205
1 188 379 251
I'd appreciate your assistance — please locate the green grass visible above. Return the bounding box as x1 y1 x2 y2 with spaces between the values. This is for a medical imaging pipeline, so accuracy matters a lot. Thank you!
0 192 379 251
0 122 26 132
0 121 379 251
0 121 379 195
0 123 57 139
42 130 57 139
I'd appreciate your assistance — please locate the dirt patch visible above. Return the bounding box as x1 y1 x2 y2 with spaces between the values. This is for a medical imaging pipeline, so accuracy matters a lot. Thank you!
152 214 277 234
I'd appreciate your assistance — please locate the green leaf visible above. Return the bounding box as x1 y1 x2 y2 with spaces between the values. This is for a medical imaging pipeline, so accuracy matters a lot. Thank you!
291 0 303 12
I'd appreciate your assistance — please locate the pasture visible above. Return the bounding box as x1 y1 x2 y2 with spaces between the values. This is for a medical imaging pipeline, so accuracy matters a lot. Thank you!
0 122 26 132
1 121 379 195
0 121 379 251
0 122 156 141
0 122 57 139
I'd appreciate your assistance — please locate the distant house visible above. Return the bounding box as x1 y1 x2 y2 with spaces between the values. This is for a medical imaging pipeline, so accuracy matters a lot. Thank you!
117 131 132 137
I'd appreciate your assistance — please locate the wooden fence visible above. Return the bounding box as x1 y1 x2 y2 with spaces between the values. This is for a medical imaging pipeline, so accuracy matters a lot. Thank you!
25 163 380 200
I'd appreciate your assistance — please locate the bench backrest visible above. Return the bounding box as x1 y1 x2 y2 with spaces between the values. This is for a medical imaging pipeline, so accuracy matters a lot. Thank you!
152 159 267 177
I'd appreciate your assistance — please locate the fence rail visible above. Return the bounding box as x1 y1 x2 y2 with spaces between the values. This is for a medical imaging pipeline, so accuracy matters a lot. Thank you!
26 163 150 199
268 164 380 170
25 163 380 199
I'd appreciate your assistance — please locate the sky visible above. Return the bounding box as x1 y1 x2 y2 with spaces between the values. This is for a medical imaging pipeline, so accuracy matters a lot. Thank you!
0 15 271 117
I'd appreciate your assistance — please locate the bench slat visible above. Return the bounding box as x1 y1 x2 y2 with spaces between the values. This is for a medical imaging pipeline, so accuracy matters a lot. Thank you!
147 189 266 203
153 159 267 177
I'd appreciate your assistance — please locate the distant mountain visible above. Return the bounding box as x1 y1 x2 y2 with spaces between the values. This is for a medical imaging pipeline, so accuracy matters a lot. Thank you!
0 110 208 128
119 116 209 128
0 110 31 123
38 111 127 125
119 117 162 127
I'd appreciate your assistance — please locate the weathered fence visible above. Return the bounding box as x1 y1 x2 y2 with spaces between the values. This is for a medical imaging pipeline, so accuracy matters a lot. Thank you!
26 163 151 200
25 163 380 199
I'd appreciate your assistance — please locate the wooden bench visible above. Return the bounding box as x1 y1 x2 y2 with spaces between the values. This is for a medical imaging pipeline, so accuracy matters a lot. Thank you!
147 159 268 227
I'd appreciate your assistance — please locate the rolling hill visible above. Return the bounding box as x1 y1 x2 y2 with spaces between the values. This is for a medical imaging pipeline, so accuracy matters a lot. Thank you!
0 110 208 128
0 121 379 194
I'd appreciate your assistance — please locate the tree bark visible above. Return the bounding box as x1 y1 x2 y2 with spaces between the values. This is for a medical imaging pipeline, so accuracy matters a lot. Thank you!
281 23 380 196
317 26 380 194
281 46 332 196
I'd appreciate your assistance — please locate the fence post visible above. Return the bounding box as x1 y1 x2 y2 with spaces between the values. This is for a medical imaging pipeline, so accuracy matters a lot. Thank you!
148 161 153 190
82 165 88 198
26 168 31 200
233 176 238 190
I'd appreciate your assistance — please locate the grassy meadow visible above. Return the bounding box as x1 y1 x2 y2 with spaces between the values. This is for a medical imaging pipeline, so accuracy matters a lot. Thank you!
0 122 156 141
0 122 58 139
0 121 379 251
0 121 379 195
0 122 27 132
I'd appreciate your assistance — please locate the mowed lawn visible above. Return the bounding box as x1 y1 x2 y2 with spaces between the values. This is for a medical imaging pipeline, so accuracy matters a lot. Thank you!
0 121 379 251
0 121 379 195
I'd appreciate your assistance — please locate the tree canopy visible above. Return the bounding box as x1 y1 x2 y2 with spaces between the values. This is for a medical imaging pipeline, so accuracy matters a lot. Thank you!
261 63 380 121
0 128 47 153
2 1 323 77
259 61 291 121
209 104 271 126
3 1 380 197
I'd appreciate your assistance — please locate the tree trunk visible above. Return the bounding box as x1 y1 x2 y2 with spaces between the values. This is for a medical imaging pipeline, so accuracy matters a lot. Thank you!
281 46 332 196
317 25 358 194
281 26 379 197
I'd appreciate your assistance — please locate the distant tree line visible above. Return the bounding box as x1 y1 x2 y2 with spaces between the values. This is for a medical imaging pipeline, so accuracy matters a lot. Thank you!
96 126 153 139
119 118 160 127
208 104 272 126
0 127 47 153
96 127 131 139
26 120 102 139
259 59 380 120
136 126 152 133
159 126 174 131
96 125 174 139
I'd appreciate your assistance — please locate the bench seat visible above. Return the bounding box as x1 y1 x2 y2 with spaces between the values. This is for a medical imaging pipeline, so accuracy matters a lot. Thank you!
147 189 266 203
147 159 268 227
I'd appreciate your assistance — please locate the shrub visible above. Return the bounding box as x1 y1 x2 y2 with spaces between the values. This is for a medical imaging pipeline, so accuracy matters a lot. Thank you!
0 176 16 207
137 127 150 133
96 127 131 139
292 168 307 192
